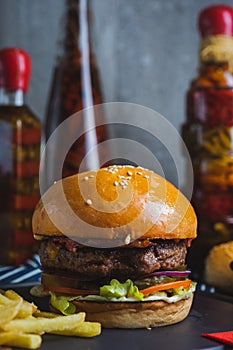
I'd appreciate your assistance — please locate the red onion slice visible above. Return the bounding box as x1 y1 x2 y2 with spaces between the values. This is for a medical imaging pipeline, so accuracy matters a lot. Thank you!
143 270 191 278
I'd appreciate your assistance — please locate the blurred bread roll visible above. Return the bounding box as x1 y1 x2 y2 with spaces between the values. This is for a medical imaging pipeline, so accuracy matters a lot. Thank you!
205 241 233 295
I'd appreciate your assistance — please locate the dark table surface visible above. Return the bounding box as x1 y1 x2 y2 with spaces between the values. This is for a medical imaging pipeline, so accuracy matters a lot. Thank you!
5 285 232 350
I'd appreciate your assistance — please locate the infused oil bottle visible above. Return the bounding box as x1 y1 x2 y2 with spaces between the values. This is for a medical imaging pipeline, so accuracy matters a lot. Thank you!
44 0 108 188
182 5 233 281
0 48 41 265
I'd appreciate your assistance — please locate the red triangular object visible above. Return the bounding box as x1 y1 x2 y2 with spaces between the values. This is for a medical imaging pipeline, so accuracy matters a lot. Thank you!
202 331 233 346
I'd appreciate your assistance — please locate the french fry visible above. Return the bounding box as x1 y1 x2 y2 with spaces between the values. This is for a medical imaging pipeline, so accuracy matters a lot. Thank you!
50 321 101 337
3 313 86 334
0 331 16 345
0 332 41 349
5 290 37 318
0 299 22 326
17 302 37 319
5 290 22 302
0 288 101 349
0 293 10 305
33 310 59 319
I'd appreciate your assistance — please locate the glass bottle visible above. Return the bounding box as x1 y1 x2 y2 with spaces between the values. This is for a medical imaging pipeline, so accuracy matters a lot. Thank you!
44 0 108 188
182 5 233 281
0 48 41 265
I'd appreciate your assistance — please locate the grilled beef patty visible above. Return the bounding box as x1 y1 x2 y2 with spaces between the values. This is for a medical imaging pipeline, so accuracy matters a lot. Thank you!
39 237 187 281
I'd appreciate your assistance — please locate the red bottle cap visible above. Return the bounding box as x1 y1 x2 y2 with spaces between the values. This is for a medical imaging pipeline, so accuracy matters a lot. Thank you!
0 48 31 92
198 5 233 38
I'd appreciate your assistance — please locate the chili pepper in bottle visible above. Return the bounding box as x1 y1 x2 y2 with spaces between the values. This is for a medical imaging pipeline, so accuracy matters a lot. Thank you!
182 5 233 281
44 0 108 189
0 48 41 265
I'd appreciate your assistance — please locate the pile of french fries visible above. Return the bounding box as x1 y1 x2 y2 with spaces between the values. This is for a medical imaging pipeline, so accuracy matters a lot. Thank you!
0 289 101 349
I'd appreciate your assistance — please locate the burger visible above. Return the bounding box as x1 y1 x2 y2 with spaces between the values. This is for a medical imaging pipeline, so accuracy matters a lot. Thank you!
32 165 197 328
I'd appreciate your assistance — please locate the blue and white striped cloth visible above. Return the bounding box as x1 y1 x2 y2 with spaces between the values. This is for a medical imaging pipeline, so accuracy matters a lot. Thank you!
0 254 41 285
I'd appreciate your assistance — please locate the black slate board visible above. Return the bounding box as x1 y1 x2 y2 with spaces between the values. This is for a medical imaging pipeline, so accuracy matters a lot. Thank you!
4 286 233 350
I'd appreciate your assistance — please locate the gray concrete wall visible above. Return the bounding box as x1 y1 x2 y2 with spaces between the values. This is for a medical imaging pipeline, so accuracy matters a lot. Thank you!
0 0 232 185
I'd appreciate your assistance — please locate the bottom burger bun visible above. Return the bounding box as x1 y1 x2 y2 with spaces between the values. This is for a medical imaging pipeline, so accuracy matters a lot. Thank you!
65 295 194 328
205 241 233 295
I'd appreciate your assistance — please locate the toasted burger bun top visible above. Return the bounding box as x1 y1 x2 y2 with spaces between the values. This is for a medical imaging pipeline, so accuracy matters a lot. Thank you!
32 166 197 243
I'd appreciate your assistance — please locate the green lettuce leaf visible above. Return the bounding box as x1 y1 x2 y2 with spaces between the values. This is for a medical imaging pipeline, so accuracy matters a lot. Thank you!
100 279 144 300
50 293 77 315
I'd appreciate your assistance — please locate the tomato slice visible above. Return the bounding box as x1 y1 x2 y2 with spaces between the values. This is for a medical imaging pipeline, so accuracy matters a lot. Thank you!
140 279 192 296
43 285 99 296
